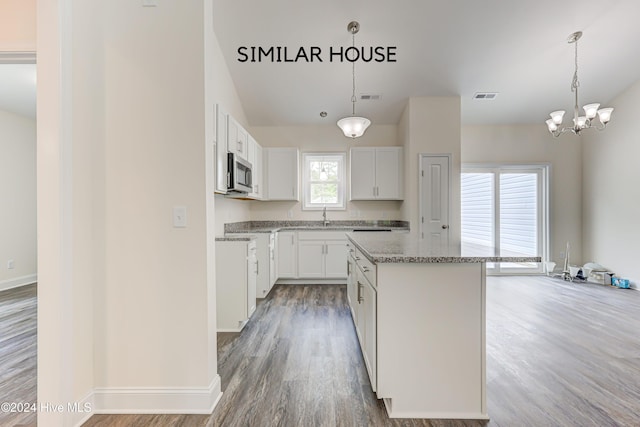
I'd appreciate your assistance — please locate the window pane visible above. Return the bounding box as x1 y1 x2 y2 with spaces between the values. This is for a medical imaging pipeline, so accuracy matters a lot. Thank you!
310 183 338 204
500 173 538 268
461 173 495 257
309 161 322 181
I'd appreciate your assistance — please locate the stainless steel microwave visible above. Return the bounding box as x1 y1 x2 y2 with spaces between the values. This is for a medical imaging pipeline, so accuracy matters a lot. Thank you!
227 153 253 193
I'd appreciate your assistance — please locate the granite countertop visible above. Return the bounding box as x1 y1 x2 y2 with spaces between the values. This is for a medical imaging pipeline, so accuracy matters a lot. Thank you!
224 220 409 234
347 232 542 264
215 235 257 242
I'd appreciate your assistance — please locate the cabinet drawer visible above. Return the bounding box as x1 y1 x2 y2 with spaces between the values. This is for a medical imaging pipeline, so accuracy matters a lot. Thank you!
297 230 348 241
354 248 376 288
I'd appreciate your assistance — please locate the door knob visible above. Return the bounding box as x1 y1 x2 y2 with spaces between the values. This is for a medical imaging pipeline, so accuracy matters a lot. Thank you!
442 225 449 229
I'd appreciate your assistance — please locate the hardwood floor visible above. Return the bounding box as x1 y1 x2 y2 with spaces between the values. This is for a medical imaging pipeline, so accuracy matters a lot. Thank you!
485 276 640 427
4 278 640 426
0 284 37 427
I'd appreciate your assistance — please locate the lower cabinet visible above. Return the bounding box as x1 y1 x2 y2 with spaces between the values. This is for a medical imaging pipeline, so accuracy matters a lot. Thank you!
277 231 297 278
348 245 378 392
296 231 348 279
255 233 275 298
269 232 277 288
216 239 257 332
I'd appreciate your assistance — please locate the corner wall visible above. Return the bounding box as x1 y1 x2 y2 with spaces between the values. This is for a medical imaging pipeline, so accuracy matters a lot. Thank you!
582 79 640 285
462 124 583 265
0 109 36 290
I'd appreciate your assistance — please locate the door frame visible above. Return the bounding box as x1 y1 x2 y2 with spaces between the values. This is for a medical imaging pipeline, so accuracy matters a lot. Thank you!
418 153 452 246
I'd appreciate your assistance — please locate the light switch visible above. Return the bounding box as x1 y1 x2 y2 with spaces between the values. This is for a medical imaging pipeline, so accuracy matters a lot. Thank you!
173 206 187 228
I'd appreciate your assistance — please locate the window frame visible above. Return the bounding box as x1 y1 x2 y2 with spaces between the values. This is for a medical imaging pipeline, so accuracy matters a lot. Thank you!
301 152 346 211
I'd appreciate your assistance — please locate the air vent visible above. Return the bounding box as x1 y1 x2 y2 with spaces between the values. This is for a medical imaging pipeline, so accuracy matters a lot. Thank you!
360 94 381 101
473 92 498 100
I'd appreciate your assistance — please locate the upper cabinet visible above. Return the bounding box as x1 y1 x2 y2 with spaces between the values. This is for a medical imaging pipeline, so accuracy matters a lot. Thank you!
247 135 264 200
265 148 299 201
214 105 228 194
350 147 403 200
227 115 248 161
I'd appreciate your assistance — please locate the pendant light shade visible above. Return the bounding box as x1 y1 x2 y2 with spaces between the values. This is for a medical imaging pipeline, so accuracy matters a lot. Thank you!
337 116 371 138
337 21 371 139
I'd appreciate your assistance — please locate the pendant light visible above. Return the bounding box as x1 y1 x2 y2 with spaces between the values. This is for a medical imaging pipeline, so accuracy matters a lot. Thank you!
337 21 371 138
546 31 614 137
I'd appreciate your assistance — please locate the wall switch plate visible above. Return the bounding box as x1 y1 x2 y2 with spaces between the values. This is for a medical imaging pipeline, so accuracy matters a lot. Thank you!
7 260 14 269
287 209 293 219
173 206 187 228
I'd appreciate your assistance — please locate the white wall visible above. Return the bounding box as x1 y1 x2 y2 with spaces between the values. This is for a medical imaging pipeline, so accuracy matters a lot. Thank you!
38 1 218 424
249 124 403 222
462 124 583 265
582 79 640 285
0 0 35 52
0 109 36 290
400 97 462 242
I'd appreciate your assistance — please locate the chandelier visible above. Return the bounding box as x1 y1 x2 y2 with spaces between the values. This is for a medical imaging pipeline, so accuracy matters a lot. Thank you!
337 21 371 138
546 31 613 137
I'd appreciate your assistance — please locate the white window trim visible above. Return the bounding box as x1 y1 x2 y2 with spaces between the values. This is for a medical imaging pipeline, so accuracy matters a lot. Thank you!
302 152 346 210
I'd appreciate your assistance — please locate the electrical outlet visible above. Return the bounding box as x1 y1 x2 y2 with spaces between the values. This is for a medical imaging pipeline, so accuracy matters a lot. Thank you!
381 211 387 219
173 206 187 228
287 209 293 219
7 260 14 269
559 252 565 259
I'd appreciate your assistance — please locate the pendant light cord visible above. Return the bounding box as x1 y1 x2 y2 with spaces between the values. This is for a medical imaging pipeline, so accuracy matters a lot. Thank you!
351 30 357 115
571 37 580 121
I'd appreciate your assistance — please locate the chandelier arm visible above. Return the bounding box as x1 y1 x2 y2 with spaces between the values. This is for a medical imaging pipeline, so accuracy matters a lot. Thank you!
351 31 356 115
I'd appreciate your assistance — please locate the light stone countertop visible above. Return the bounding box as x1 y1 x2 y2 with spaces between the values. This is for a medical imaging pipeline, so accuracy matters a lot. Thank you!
347 232 542 264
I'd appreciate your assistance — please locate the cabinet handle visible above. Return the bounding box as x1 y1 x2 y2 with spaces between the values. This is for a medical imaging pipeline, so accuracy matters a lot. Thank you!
355 256 361 261
357 281 364 304
347 260 351 275
256 260 259 275
363 266 370 272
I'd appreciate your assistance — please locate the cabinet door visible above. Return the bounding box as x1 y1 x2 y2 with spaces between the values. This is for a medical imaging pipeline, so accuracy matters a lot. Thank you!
297 240 324 278
247 244 257 317
266 148 299 200
355 269 367 349
350 148 376 200
277 231 297 278
254 143 263 199
269 233 277 287
247 136 258 199
375 147 403 200
227 115 239 156
347 255 358 319
362 278 377 391
215 106 228 194
325 240 348 278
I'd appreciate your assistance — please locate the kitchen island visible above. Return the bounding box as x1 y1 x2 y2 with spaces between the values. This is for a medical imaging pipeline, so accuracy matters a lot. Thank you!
346 232 540 420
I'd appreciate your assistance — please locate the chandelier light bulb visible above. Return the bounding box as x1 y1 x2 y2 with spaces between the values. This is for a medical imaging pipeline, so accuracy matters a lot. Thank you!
583 103 600 119
597 107 614 124
550 110 565 125
546 119 558 132
574 116 588 129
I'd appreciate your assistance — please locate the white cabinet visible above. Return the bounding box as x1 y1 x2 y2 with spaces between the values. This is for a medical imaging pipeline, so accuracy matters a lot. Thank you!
347 245 377 392
254 234 273 298
265 148 299 201
247 136 264 200
227 115 248 161
297 231 348 279
350 147 403 200
269 232 277 288
214 105 228 194
215 239 257 332
277 231 297 278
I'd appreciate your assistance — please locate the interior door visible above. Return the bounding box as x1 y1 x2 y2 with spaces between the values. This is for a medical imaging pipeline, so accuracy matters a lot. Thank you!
420 155 450 249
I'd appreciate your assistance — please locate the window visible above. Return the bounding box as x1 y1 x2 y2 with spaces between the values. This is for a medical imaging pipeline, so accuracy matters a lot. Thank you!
302 153 346 210
461 165 548 274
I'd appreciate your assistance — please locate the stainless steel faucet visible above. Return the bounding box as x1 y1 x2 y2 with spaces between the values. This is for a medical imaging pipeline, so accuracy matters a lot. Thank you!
322 206 330 226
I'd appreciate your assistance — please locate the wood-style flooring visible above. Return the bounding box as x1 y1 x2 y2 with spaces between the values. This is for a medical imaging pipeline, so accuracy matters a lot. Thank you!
0 284 37 427
4 277 640 426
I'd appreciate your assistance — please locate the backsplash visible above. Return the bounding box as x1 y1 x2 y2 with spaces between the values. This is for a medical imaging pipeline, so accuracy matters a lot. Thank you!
225 220 409 233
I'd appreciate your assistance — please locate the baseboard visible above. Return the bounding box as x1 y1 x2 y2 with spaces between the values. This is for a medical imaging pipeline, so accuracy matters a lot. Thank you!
72 391 95 427
382 398 489 420
93 375 222 414
276 279 347 285
0 274 37 292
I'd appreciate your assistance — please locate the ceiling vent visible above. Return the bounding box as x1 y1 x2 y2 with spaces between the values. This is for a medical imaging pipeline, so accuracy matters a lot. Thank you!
360 94 381 101
473 92 498 100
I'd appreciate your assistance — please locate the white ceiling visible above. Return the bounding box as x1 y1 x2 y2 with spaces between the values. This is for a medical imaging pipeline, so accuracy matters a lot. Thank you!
0 63 36 119
212 0 640 127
